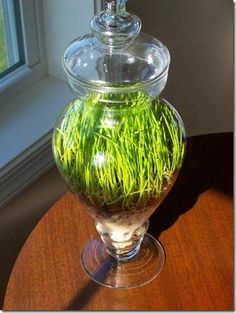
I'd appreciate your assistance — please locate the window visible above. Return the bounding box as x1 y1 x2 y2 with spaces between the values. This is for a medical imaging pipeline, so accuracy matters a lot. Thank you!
0 0 24 79
0 0 94 207
0 0 47 103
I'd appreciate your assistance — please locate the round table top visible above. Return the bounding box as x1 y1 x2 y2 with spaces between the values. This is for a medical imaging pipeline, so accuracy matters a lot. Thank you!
3 133 233 310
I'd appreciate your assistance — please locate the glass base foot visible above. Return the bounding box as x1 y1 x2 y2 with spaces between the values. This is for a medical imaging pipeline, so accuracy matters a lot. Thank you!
80 233 165 288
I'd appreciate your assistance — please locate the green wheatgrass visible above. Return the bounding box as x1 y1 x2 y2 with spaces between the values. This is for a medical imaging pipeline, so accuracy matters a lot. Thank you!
52 92 185 210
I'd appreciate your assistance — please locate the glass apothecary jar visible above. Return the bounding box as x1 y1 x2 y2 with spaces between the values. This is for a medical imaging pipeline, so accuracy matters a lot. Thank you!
52 0 186 288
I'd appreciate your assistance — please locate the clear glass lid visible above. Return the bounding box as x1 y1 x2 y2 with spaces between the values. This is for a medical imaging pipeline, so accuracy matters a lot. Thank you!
62 0 170 90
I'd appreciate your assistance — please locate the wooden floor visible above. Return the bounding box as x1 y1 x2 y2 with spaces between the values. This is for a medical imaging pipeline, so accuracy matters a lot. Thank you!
0 167 68 308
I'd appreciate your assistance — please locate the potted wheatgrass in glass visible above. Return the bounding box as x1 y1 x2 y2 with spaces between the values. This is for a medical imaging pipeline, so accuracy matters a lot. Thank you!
52 0 186 288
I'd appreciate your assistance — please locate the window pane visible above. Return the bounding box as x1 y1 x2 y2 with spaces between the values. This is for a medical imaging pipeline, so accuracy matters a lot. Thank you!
0 1 7 72
0 0 24 78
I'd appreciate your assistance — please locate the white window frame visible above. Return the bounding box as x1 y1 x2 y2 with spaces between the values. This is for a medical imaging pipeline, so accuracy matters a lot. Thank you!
0 0 47 103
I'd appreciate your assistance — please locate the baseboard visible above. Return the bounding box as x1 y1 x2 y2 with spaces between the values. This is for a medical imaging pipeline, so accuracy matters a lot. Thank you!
0 131 54 208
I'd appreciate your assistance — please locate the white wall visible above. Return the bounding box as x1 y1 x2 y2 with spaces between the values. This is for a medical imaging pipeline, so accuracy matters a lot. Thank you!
128 0 234 136
43 0 94 80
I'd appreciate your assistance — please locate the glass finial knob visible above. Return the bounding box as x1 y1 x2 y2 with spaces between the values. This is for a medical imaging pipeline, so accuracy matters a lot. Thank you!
91 0 141 48
105 0 128 14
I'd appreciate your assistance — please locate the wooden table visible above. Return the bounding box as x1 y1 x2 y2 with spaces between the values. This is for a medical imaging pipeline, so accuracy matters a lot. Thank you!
3 133 233 311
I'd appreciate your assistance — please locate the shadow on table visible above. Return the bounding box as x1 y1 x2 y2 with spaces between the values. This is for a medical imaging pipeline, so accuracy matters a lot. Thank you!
149 132 233 238
66 281 99 310
66 257 116 310
65 133 233 310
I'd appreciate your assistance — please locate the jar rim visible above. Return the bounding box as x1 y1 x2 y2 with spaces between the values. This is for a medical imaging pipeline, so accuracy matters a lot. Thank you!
62 60 170 94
